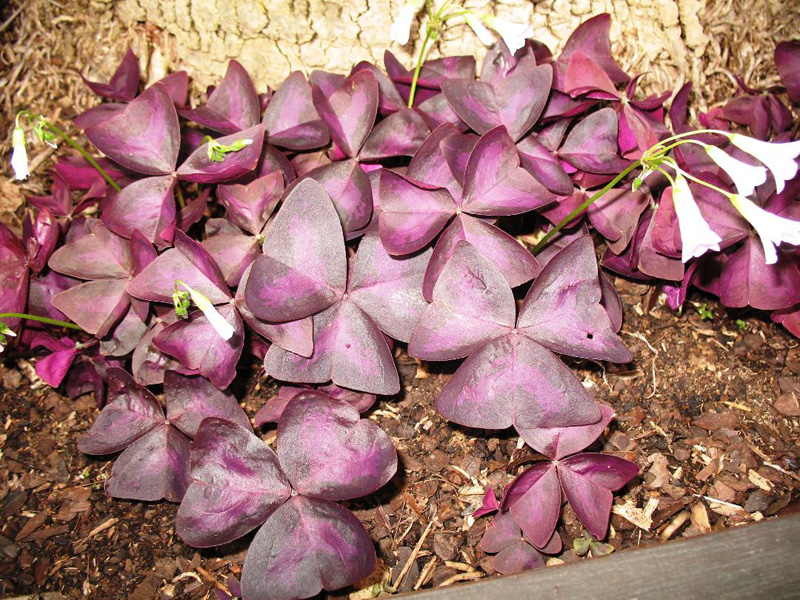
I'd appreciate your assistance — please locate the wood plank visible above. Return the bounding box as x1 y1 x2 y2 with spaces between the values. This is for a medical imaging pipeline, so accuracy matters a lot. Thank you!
407 515 800 599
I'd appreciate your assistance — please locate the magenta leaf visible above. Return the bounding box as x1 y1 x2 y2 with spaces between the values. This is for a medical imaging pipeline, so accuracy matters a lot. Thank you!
154 305 244 389
518 403 614 460
493 540 546 575
245 179 347 323
472 487 500 519
277 392 397 500
77 368 164 454
85 83 180 175
131 320 192 386
35 347 79 388
241 496 376 600
23 207 58 275
503 463 562 547
587 187 650 254
559 107 630 173
217 172 283 235
51 278 129 337
311 70 379 158
352 61 406 114
82 48 140 101
177 124 265 183
99 305 148 357
304 159 373 235
48 221 132 280
564 51 619 99
558 453 639 539
101 175 177 245
553 13 629 90
179 60 260 134
359 108 430 160
176 419 291 547
262 71 330 150
164 372 251 438
104 424 191 502
201 231 260 287
517 236 632 362
516 136 574 196
461 126 556 215
255 385 375 426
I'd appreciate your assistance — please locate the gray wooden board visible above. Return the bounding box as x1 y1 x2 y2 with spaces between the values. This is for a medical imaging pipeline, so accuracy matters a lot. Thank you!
403 514 800 600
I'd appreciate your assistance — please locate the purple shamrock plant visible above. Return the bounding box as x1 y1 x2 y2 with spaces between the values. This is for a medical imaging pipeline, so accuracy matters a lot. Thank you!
175 391 397 600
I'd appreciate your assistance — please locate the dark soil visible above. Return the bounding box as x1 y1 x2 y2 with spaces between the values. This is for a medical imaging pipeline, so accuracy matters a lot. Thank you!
1 278 799 599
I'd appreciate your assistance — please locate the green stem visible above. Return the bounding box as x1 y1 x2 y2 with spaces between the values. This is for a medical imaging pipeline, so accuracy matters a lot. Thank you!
42 121 122 192
176 185 186 209
0 313 83 330
407 27 435 109
531 160 642 255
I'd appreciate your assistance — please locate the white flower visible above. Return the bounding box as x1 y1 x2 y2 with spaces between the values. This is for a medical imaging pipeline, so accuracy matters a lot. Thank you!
672 173 722 263
730 194 800 265
728 134 800 194
177 281 235 341
704 145 767 197
0 322 16 353
11 126 29 181
482 15 533 54
465 13 494 47
390 3 419 45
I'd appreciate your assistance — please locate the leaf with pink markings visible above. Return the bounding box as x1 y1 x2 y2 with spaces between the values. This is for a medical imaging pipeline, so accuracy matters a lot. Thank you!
177 124 265 184
559 107 630 173
303 159 373 235
104 424 191 502
164 372 251 438
359 108 431 160
179 60 260 134
277 392 397 500
517 236 632 362
262 71 330 150
558 453 639 539
264 300 399 395
49 221 132 280
176 419 291 547
376 170 455 255
101 175 177 245
312 70 378 158
241 496 376 600
245 179 347 323
154 305 244 389
85 83 180 175
461 126 555 215
442 63 552 141
406 124 468 197
82 48 140 101
217 171 283 235
518 403 614 460
421 215 541 301
587 187 650 254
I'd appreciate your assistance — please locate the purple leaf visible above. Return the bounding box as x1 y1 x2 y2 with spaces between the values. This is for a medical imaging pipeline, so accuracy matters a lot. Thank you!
776 41 800 103
99 305 149 357
85 83 180 175
235 264 314 357
410 241 515 361
179 60 260 134
262 71 330 150
480 510 522 552
201 232 260 287
0 224 28 332
304 159 373 235
177 124 265 183
312 70 379 158
48 221 132 280
264 300 400 395
105 424 191 502
472 487 500 519
461 126 556 215
101 175 177 245
599 271 624 332
516 136 574 196
422 215 541 301
417 93 468 132
77 368 164 454
82 48 140 101
165 371 251 437
564 51 619 99
559 107 630 173
517 236 632 362
359 109 431 161
241 496 376 600
176 418 291 547
504 463 562 547
35 347 79 388
23 207 59 274
131 320 193 386
553 14 629 90
348 228 431 342
277 391 397 500
245 179 346 323
217 172 283 235
352 61 407 114
377 170 455 255
50 278 129 337
558 453 639 539
518 403 614 460
159 70 189 107
493 540 545 575
587 187 650 253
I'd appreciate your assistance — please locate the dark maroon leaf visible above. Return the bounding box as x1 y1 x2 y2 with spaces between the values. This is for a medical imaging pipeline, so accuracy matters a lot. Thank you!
359 108 431 160
82 48 140 101
262 71 330 150
559 107 630 173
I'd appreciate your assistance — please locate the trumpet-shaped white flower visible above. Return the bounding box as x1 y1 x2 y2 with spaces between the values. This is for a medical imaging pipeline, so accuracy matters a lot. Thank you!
390 2 422 45
730 194 800 265
672 173 722 263
465 13 494 46
482 15 533 54
11 126 29 181
729 134 800 194
174 281 235 341
704 145 767 197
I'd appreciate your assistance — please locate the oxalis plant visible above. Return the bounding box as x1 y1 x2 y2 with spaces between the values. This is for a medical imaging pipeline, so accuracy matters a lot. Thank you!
2 12 799 600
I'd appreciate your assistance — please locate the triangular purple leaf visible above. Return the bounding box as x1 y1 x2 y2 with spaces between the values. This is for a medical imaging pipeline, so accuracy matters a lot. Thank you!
164 371 251 437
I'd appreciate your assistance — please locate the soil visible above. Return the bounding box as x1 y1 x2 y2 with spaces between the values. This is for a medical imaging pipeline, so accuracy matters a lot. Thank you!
1 280 799 599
